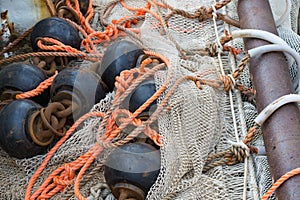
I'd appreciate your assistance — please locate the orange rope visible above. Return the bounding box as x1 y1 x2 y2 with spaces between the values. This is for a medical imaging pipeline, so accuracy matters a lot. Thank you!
64 18 98 53
21 1 269 198
32 0 158 55
25 111 105 200
261 167 300 200
62 0 150 52
74 144 103 200
152 0 168 8
65 0 94 34
37 37 83 54
15 71 58 99
25 59 166 198
140 57 152 72
101 109 163 146
145 50 170 66
24 2 173 196
120 0 160 21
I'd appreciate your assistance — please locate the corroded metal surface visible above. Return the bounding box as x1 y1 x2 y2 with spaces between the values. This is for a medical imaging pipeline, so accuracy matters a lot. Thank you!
238 0 300 199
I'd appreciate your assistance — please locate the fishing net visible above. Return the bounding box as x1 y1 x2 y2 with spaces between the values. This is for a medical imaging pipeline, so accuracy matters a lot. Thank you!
0 0 299 199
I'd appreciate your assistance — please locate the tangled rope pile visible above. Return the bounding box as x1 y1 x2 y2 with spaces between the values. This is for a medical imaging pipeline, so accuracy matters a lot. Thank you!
0 0 299 200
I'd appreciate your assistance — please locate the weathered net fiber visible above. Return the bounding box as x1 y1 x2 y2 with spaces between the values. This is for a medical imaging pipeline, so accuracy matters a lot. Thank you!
0 0 299 199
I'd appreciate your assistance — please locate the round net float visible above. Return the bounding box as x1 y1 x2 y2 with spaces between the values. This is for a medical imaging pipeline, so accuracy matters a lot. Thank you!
0 63 50 106
96 39 145 92
30 17 82 52
0 99 46 158
50 66 108 120
128 78 157 120
104 142 161 200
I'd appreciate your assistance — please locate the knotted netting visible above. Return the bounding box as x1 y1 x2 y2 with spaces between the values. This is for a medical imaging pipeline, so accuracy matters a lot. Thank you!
0 0 299 199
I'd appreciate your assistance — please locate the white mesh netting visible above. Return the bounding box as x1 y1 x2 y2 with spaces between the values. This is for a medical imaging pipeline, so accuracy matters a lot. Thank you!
0 0 299 199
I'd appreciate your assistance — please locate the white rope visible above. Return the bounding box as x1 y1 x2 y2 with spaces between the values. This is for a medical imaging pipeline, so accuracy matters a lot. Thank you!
248 44 300 72
227 74 236 90
255 94 300 126
214 3 249 198
211 4 225 75
227 138 250 200
231 29 288 46
212 2 239 143
243 156 248 200
219 3 258 199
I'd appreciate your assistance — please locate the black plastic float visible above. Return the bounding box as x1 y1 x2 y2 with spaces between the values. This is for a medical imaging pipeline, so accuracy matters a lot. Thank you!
97 40 145 91
30 17 82 52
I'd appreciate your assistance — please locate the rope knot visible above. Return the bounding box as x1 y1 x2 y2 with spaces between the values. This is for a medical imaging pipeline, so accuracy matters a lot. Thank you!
206 43 218 56
226 146 246 165
195 6 210 22
226 141 250 165
63 163 77 179
220 74 236 92
52 175 73 188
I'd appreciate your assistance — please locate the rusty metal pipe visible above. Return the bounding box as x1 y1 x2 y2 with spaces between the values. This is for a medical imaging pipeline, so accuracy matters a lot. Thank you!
237 0 300 199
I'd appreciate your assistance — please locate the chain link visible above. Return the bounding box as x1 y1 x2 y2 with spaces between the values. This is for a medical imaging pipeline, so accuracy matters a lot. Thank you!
32 55 68 76
54 0 81 22
29 99 78 146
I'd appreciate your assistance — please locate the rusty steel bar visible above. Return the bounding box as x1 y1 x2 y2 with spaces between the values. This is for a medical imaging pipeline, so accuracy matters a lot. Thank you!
237 0 300 199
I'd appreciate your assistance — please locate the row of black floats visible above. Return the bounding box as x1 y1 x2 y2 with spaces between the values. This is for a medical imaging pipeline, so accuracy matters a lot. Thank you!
98 40 161 200
0 15 160 200
0 15 106 158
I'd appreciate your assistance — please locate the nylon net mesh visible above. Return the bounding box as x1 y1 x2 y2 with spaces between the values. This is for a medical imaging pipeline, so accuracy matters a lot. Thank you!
0 0 299 199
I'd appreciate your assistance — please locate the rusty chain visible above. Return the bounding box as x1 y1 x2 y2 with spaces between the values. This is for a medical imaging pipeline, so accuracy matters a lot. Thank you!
54 0 81 23
0 55 68 109
0 89 22 110
32 55 68 76
29 99 78 146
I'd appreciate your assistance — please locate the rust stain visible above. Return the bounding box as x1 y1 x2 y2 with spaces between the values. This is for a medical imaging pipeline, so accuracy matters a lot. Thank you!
33 0 51 20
